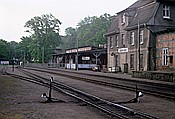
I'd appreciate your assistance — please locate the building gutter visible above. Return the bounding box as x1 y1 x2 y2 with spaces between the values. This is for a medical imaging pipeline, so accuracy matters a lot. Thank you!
103 31 119 37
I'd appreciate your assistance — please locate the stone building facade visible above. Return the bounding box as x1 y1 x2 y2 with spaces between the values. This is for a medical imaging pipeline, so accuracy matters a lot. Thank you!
105 0 175 73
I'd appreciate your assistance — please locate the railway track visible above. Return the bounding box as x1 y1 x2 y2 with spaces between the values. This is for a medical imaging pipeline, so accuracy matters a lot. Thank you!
23 67 175 100
3 67 159 119
0 65 8 75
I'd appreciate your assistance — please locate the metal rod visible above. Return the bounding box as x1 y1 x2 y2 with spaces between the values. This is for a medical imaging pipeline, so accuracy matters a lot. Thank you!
76 39 79 70
48 76 53 102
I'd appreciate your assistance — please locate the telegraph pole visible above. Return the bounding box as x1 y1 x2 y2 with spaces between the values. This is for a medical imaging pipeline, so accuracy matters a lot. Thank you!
138 20 140 71
76 38 79 70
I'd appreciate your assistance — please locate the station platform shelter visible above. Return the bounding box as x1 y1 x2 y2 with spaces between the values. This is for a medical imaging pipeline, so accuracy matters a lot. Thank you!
50 46 107 71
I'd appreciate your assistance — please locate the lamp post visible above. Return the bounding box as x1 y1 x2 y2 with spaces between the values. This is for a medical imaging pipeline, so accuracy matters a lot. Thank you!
21 50 25 66
138 21 140 71
42 40 45 65
76 38 79 71
125 9 140 71
12 58 15 72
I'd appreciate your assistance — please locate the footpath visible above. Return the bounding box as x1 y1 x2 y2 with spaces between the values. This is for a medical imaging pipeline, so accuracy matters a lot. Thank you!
49 67 175 86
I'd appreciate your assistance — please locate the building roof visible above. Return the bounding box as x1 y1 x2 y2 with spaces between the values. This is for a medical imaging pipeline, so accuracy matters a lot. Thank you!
157 0 175 3
52 46 107 56
126 0 158 30
126 0 175 32
106 0 175 34
104 16 119 36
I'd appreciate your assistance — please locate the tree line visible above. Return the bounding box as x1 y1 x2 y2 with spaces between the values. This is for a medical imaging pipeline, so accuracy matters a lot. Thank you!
0 13 114 63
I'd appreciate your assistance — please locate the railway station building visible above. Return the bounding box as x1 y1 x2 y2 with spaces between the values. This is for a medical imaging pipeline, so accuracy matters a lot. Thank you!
50 45 107 71
104 0 175 73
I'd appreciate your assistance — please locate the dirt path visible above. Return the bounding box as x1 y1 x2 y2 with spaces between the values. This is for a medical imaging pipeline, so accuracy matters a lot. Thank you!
0 75 109 119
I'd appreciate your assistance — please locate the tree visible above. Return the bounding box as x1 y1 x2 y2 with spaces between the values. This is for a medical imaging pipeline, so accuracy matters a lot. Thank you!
8 41 19 60
24 13 62 63
65 27 77 48
76 13 114 47
0 39 10 61
19 36 32 62
62 13 114 50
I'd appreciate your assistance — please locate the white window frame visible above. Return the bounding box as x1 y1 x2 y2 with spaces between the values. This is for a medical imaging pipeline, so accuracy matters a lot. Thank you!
116 35 119 47
109 36 113 48
130 32 134 45
163 5 170 19
162 48 168 66
121 34 125 46
121 13 125 24
140 30 143 44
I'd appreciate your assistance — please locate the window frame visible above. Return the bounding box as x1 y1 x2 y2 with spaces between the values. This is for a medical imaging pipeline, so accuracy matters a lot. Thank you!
140 54 143 68
162 48 168 66
140 30 144 44
116 35 119 47
130 32 134 46
130 54 134 69
121 13 126 24
109 36 113 48
163 5 170 19
121 34 125 46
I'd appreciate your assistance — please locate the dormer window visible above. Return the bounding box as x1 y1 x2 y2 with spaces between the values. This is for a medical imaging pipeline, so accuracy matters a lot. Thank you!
163 5 170 19
121 13 125 24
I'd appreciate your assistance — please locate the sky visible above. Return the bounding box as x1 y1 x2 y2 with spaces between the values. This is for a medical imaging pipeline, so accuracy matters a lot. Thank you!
0 0 137 42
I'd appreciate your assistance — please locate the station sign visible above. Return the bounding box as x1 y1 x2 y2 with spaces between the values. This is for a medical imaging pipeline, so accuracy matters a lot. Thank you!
118 48 128 53
66 46 92 53
82 56 90 60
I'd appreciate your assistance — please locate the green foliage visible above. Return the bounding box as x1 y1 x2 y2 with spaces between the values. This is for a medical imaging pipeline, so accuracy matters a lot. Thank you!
24 13 62 63
19 36 32 62
65 27 77 48
0 40 22 63
0 39 10 61
77 13 113 47
63 13 114 50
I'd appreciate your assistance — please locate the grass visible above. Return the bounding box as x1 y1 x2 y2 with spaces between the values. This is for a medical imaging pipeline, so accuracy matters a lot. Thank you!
0 75 22 118
0 113 23 119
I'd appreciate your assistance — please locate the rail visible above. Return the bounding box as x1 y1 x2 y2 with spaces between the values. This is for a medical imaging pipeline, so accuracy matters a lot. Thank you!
4 68 159 119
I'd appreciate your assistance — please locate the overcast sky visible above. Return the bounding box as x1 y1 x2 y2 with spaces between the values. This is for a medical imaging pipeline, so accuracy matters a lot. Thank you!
0 0 137 42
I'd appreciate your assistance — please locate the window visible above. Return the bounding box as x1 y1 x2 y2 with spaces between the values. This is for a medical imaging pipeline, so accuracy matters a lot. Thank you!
130 32 134 45
163 5 170 19
140 54 143 68
121 13 125 24
140 30 143 44
169 56 173 64
109 37 113 48
115 55 119 67
121 34 125 46
116 35 119 47
130 54 134 69
162 48 168 66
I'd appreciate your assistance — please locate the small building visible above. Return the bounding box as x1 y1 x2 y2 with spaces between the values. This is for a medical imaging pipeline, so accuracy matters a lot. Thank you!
156 29 175 70
50 46 107 71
